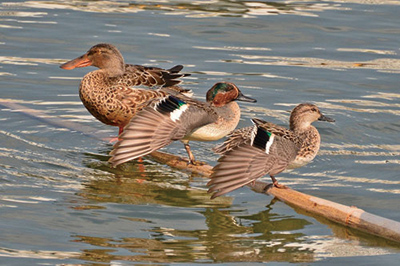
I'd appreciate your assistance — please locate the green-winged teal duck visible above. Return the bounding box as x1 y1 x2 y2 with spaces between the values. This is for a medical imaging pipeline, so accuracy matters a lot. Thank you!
208 103 335 198
108 82 257 167
60 43 190 135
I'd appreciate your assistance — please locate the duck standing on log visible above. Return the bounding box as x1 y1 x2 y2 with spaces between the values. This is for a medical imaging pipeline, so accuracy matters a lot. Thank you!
60 43 190 135
108 82 257 166
208 103 335 198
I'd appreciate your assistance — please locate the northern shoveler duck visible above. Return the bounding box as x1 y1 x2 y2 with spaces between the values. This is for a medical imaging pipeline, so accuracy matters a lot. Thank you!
208 103 335 198
60 43 190 135
108 82 257 167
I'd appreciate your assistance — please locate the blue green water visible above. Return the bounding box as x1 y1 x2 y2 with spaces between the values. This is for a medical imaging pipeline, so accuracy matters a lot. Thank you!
1 0 400 264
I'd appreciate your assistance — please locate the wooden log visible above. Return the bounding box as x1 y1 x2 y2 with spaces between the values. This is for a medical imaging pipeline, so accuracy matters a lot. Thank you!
150 151 213 176
249 182 400 243
2 98 400 243
146 151 400 243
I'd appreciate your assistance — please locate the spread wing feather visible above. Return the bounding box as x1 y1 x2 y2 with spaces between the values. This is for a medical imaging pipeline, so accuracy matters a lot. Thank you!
213 118 301 155
208 127 300 198
109 95 217 167
208 145 270 198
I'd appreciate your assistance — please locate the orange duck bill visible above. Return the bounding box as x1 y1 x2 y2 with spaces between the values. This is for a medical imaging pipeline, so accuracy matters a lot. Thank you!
60 54 92 70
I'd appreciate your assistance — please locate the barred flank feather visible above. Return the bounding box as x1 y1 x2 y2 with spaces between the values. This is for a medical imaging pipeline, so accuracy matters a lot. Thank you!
212 126 253 154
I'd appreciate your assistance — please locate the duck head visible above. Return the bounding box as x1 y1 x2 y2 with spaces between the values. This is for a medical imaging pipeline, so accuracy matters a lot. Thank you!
206 82 257 107
60 43 125 77
289 103 335 131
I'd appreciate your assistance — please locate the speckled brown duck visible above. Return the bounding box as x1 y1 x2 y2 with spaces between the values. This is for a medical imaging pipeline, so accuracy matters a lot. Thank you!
60 43 190 135
208 103 335 198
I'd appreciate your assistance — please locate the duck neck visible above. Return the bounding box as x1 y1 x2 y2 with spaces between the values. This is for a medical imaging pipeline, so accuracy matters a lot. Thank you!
80 70 112 95
290 119 313 133
291 120 321 159
103 64 125 78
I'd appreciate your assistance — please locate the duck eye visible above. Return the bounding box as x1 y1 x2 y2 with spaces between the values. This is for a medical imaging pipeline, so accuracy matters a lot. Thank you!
311 107 317 112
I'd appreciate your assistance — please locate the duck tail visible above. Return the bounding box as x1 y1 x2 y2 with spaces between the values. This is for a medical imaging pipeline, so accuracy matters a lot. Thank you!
162 65 191 87
167 65 184 73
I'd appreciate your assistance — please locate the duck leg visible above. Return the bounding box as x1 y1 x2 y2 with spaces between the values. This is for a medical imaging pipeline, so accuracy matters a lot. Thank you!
182 140 197 165
270 175 288 189
107 126 125 143
118 126 124 135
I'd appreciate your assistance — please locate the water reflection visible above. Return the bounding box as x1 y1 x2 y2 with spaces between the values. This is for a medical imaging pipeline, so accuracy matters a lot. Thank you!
217 54 400 74
74 156 400 263
0 56 63 66
0 247 80 260
75 152 315 262
1 0 400 264
2 0 393 18
72 172 399 263
81 152 231 208
72 187 316 263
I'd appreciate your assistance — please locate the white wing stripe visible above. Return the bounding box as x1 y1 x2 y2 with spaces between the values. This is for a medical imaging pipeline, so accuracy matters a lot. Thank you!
170 104 188 122
265 135 274 154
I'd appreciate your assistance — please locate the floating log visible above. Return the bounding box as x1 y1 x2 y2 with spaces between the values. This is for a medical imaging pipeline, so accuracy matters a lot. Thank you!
2 98 400 243
150 151 213 176
250 182 400 243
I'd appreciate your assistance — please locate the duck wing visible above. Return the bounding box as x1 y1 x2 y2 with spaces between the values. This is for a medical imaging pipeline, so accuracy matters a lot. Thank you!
121 64 190 88
109 95 217 167
213 118 302 155
208 122 299 198
212 126 253 154
252 118 299 142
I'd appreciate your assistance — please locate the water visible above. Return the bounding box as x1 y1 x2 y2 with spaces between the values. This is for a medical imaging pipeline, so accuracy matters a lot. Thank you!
1 0 400 264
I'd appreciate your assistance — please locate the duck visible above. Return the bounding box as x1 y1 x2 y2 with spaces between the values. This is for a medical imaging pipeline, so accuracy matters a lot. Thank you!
108 82 257 167
60 43 190 135
207 103 335 198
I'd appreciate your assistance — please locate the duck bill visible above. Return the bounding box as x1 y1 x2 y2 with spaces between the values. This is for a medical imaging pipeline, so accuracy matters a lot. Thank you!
236 92 257 103
318 114 335 122
60 54 92 70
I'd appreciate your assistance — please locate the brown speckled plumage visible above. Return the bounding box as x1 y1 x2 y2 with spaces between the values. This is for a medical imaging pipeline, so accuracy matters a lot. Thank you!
60 43 190 134
208 103 335 198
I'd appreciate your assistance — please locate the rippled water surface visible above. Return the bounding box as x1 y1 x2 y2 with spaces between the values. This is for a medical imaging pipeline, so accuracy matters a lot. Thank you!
1 0 400 264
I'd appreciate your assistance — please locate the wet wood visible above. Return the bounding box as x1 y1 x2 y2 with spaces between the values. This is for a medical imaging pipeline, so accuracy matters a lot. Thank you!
150 151 213 176
149 151 400 243
2 98 400 243
249 182 400 243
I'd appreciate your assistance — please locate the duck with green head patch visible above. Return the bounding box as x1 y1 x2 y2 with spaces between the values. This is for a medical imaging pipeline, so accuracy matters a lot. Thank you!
108 82 257 167
208 103 335 199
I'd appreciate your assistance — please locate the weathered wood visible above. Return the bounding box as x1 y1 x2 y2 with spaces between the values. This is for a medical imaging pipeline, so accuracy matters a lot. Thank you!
147 151 400 243
249 181 400 243
150 151 213 176
2 98 400 243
